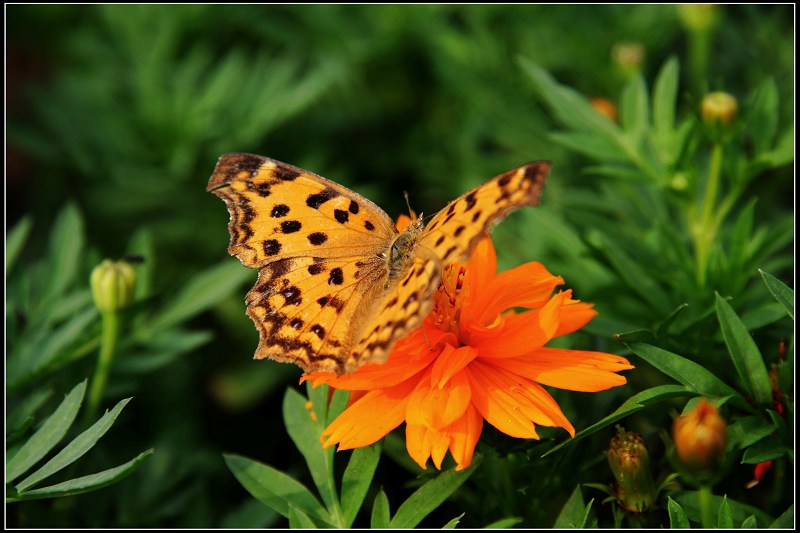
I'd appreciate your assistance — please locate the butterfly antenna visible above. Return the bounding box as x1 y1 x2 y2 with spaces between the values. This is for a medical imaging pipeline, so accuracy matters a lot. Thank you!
402 190 417 219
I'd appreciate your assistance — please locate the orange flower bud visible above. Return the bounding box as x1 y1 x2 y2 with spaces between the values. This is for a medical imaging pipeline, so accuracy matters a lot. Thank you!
608 426 657 513
590 98 618 122
701 92 738 126
672 399 727 473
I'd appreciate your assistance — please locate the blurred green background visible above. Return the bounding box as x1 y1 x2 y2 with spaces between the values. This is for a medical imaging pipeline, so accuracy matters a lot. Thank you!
6 4 793 528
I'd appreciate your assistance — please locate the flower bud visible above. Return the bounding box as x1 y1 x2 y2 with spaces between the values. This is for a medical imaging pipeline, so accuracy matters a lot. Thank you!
701 92 738 126
672 399 727 474
608 426 657 513
90 259 137 313
590 97 618 122
611 42 645 76
677 4 719 33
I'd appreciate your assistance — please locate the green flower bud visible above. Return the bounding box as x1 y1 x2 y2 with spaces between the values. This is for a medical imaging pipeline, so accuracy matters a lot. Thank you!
608 426 657 513
611 42 645 76
677 4 719 33
91 259 136 313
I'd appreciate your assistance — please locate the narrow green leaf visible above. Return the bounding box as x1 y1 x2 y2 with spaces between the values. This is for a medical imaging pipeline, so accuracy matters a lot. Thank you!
145 260 253 334
443 513 464 528
544 384 693 456
6 388 53 439
390 461 479 529
484 517 524 528
673 491 773 527
282 387 338 514
42 203 85 303
288 505 318 529
668 496 691 528
727 416 776 451
769 505 793 528
370 488 391 529
741 437 788 464
729 200 756 266
619 74 649 143
16 397 132 492
656 303 690 338
7 449 153 502
549 132 627 162
718 496 733 528
759 269 794 320
553 485 585 528
627 343 741 399
652 58 679 155
6 381 86 482
716 294 773 405
223 454 331 525
6 215 33 273
741 515 758 528
748 78 779 155
341 442 382 527
579 498 594 528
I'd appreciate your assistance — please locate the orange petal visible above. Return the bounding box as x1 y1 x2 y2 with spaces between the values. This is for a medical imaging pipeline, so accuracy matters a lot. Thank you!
467 359 575 437
554 301 597 337
321 379 416 449
406 367 472 429
497 348 633 392
430 344 478 388
448 403 483 471
406 423 451 470
470 262 564 325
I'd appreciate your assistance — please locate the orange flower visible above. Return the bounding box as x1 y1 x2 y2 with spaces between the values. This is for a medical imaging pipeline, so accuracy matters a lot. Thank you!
305 235 633 471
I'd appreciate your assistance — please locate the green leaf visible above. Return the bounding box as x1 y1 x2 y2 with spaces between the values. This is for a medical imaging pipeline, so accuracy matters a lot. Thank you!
223 453 332 526
668 496 691 528
42 203 85 303
627 343 741 399
553 485 586 528
727 416 776 451
6 381 86 483
144 260 253 334
619 74 649 144
16 397 132 492
288 505 318 529
6 388 53 440
6 215 33 273
769 505 793 528
390 461 479 528
484 517 524 528
7 449 153 502
651 58 679 161
741 437 788 464
718 496 733 528
748 78 779 155
716 294 773 405
370 488 391 529
672 491 773 527
443 513 464 528
759 269 794 320
544 384 693 456
341 442 381 527
282 387 338 514
741 515 759 528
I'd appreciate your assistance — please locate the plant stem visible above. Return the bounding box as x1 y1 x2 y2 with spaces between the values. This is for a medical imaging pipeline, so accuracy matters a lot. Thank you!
84 310 121 426
698 484 715 528
694 142 723 287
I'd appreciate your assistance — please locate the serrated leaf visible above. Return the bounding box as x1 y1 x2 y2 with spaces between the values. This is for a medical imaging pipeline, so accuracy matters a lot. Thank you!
716 294 773 405
7 215 33 273
627 343 741 399
668 496 690 528
6 381 86 482
282 387 338 514
544 384 693 456
370 488 391 529
17 397 132 492
553 485 584 528
759 269 794 320
390 462 479 529
8 449 153 501
223 453 332 526
341 442 381 527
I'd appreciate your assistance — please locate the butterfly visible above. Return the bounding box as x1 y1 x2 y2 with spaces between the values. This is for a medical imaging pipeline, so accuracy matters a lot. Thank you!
207 153 550 374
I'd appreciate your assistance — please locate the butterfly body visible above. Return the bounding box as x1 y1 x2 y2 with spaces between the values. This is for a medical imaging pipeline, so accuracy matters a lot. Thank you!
208 153 550 374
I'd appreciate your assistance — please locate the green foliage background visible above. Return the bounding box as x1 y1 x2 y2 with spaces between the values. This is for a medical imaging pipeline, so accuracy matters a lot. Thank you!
6 4 793 528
